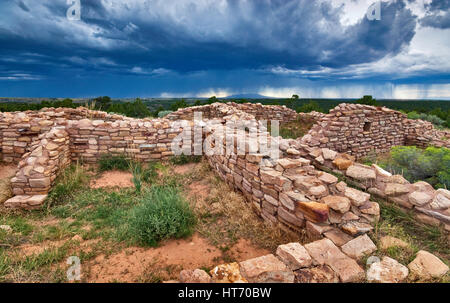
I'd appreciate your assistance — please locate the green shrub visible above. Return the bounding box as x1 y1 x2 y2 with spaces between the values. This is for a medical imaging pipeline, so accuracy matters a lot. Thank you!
356 95 378 106
98 154 130 172
157 110 173 118
381 146 450 189
296 101 323 113
128 185 196 246
407 111 445 127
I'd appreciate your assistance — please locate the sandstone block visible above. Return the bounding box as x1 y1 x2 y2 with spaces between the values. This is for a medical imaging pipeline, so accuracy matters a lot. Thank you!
210 263 247 283
276 243 312 270
367 256 409 283
320 195 351 213
239 254 295 283
346 165 376 181
296 202 329 223
341 234 377 259
408 250 449 280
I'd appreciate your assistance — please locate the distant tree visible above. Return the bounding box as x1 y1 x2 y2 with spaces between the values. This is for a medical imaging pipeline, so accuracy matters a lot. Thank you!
170 99 188 111
356 95 378 106
94 96 112 110
297 100 323 113
292 94 299 99
207 96 218 104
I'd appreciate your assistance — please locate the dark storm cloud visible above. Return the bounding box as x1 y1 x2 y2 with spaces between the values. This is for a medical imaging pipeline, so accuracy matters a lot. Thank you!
0 0 419 76
420 0 450 29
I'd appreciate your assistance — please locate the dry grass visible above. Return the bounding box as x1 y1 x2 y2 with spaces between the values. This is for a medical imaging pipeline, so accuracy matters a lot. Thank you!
137 257 182 283
183 160 304 253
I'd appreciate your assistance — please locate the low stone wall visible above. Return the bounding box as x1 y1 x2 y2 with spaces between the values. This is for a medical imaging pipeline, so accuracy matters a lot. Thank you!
5 127 71 209
204 123 380 240
66 118 181 163
279 142 450 232
0 107 139 163
299 103 448 159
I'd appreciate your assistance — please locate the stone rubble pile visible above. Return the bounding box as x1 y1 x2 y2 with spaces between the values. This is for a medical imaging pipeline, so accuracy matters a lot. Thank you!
166 102 297 123
175 236 448 283
278 144 450 232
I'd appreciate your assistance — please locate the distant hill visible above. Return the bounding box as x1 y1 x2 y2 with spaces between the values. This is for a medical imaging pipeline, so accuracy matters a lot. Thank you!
224 93 275 99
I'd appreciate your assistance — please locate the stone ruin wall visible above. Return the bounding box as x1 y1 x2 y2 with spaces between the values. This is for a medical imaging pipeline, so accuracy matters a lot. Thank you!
1 102 449 283
300 103 449 159
166 102 298 123
1 102 449 231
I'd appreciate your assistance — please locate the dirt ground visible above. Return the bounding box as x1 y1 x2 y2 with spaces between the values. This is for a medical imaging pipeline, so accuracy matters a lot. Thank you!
89 170 134 189
1 161 279 283
85 233 269 282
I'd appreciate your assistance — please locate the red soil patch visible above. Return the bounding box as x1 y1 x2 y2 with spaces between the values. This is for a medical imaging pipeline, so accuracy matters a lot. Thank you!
90 171 134 189
173 163 199 175
227 238 270 260
85 233 268 283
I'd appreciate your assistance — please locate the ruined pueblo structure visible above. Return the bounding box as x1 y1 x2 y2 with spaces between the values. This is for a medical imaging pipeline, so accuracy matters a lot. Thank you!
1 102 449 282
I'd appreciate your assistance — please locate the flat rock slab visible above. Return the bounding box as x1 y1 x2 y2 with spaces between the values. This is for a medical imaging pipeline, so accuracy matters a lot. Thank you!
276 243 312 270
408 250 449 280
304 238 365 282
324 229 354 247
366 256 409 283
341 234 377 259
239 254 295 283
341 221 373 236
4 194 47 209
294 265 339 283
346 165 376 181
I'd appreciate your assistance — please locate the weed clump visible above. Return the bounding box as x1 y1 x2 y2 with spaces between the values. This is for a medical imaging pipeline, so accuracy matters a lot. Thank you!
47 164 88 207
98 154 130 172
128 185 196 246
170 154 202 165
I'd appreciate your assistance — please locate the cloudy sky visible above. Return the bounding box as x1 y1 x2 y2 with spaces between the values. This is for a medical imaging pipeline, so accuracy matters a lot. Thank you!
0 0 449 99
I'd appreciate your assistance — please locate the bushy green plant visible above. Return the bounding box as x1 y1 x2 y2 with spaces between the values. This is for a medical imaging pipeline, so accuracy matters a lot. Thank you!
128 186 196 246
296 101 323 113
381 146 449 189
157 110 173 118
356 95 378 106
407 111 445 127
98 154 130 172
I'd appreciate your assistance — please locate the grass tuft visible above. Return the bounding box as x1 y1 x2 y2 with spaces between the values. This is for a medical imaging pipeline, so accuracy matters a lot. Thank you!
46 163 88 207
98 154 130 172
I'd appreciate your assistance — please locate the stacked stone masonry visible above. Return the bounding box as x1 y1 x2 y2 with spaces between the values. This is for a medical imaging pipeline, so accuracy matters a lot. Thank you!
1 102 448 233
300 103 449 159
